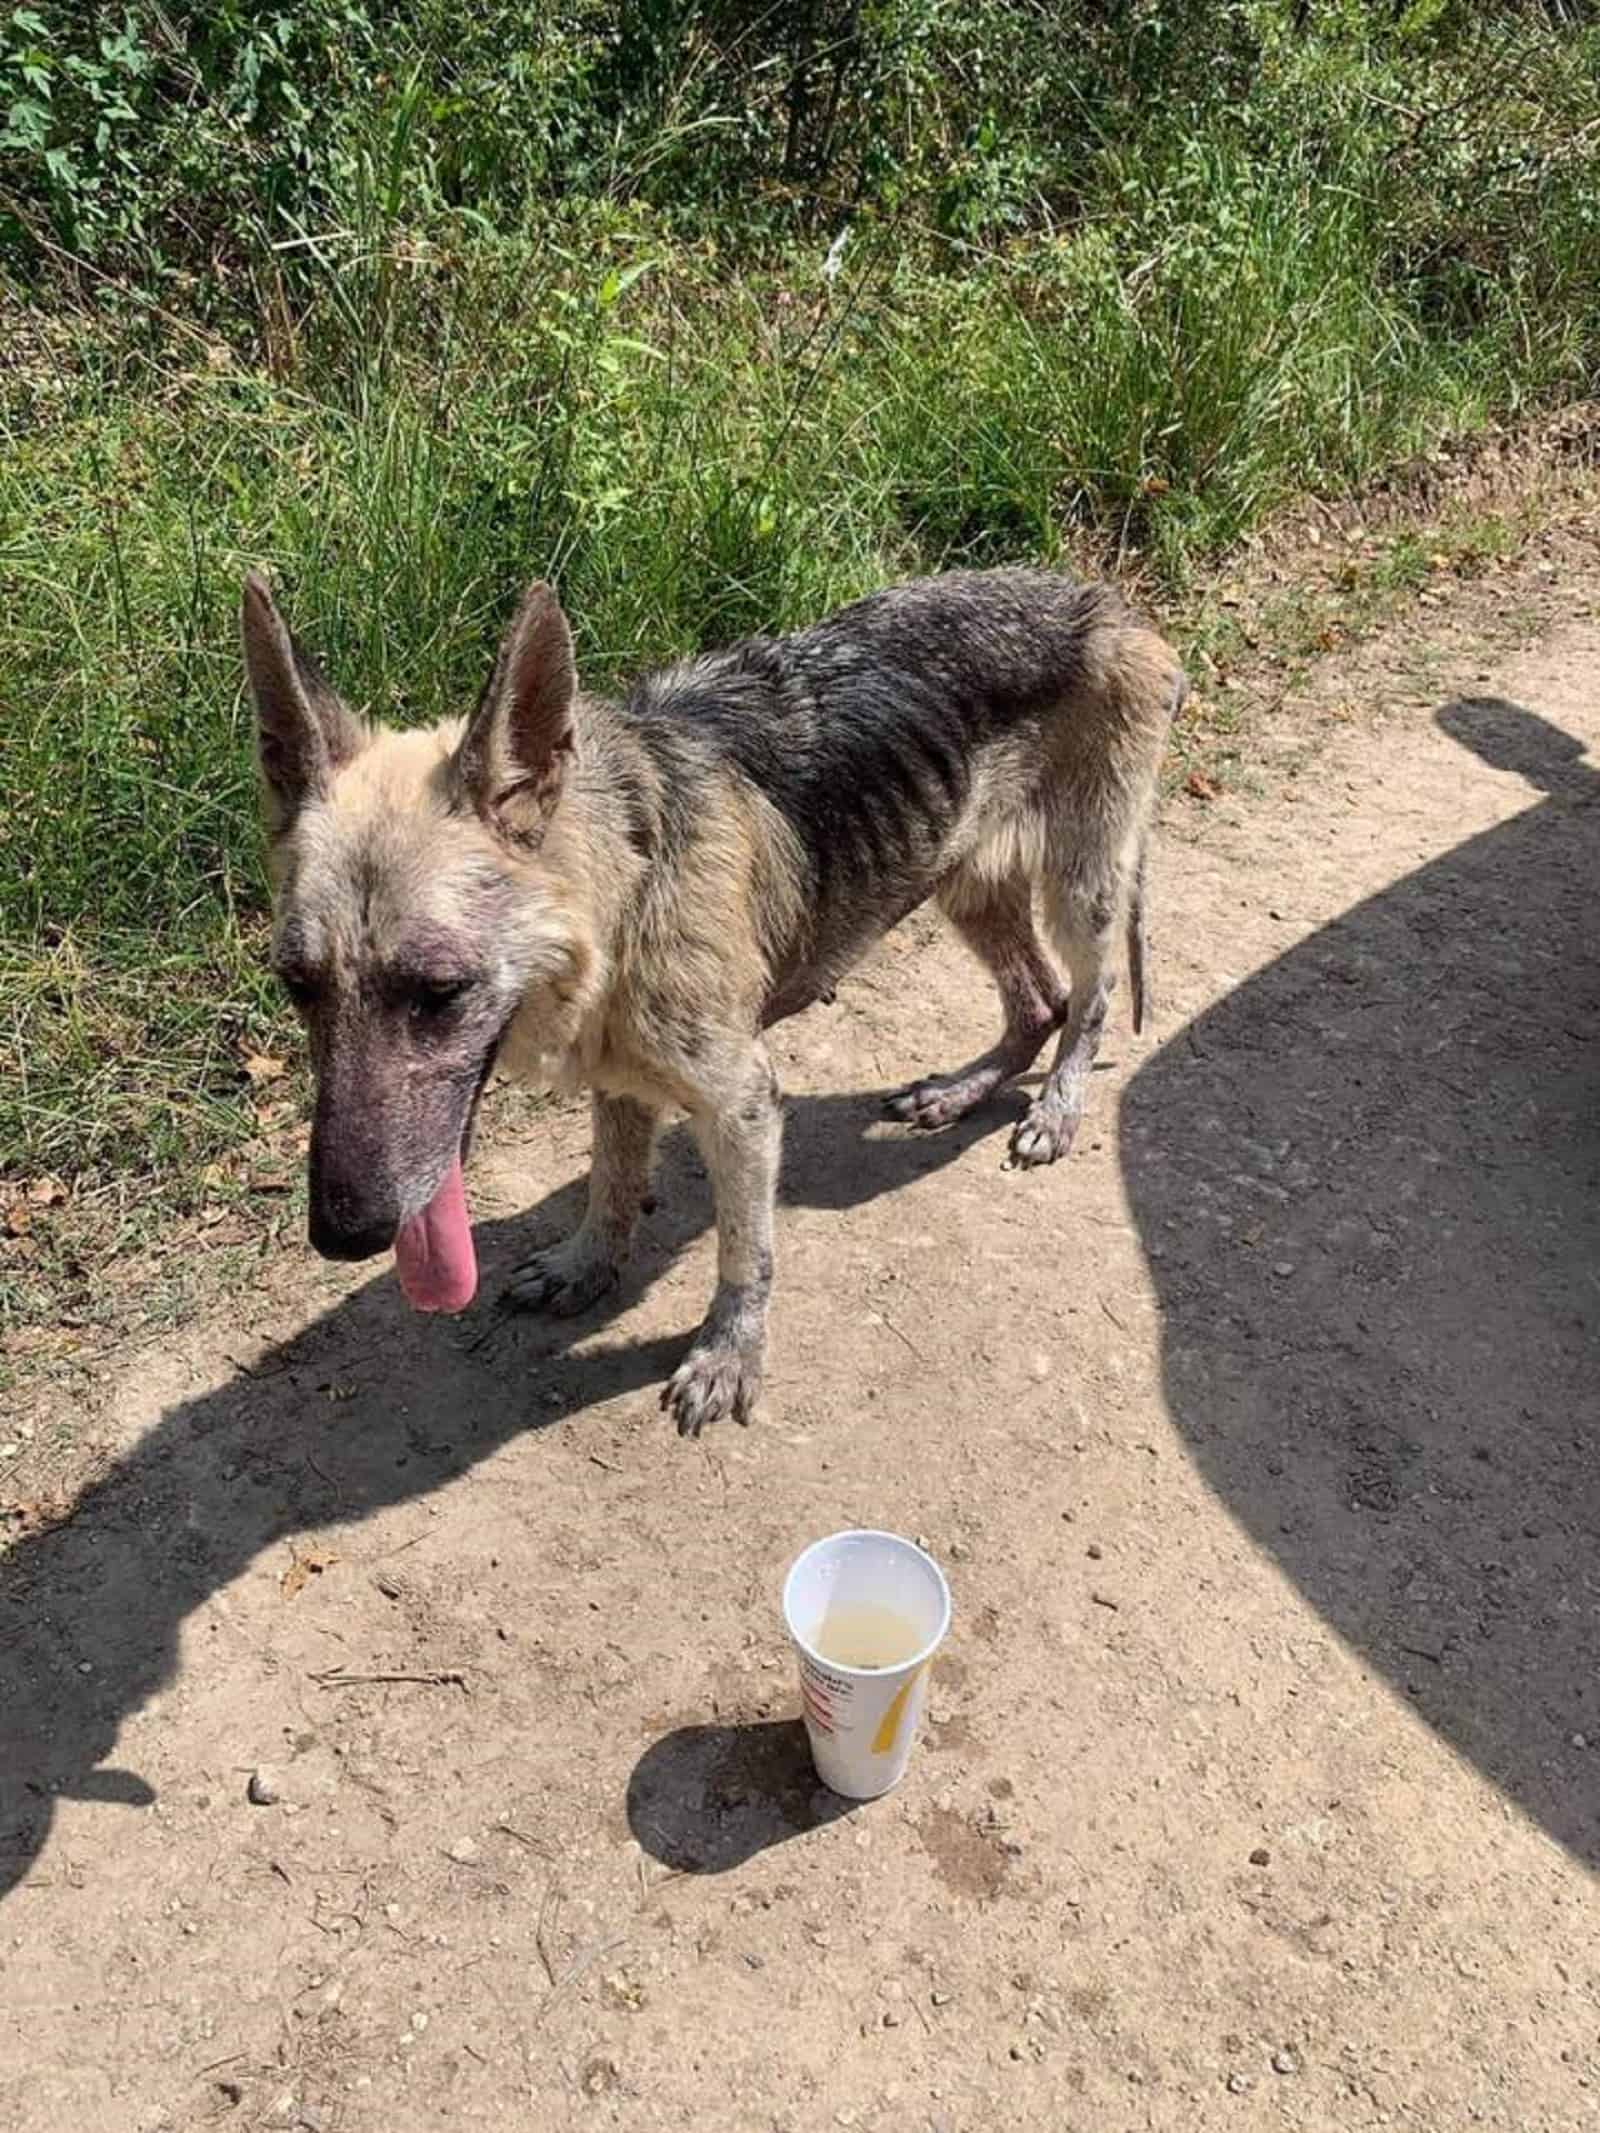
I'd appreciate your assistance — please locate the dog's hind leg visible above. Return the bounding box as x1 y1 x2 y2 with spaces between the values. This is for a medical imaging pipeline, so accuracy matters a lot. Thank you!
505 1091 658 1314
1009 852 1124 1169
664 1046 782 1437
885 866 1068 1130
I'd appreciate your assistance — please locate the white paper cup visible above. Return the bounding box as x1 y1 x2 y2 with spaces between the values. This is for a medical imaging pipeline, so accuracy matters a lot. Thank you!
782 1529 952 1800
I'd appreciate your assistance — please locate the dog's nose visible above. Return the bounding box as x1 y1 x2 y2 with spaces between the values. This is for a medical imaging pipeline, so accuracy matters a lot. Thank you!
308 1204 396 1261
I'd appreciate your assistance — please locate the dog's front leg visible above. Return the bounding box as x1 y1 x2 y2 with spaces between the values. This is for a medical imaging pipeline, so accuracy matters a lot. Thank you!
505 1091 658 1315
664 1049 781 1437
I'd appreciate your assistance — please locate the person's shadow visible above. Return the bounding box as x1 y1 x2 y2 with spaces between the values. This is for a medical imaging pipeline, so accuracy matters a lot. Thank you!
1122 696 1600 1862
0 1089 1000 1900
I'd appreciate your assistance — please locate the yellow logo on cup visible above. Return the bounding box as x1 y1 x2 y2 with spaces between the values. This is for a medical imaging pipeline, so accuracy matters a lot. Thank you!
871 1662 928 1755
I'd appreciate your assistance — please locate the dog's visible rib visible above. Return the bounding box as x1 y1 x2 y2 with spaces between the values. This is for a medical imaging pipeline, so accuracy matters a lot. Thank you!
245 566 1185 1436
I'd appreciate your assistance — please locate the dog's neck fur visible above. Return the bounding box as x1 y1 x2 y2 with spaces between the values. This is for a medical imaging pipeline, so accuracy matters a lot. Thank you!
493 693 650 1093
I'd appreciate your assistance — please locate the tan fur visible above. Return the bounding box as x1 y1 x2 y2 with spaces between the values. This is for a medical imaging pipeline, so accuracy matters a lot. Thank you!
244 567 1183 1438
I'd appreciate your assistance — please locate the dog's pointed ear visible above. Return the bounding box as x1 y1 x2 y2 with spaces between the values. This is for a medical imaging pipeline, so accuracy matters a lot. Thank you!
241 572 365 830
453 580 577 842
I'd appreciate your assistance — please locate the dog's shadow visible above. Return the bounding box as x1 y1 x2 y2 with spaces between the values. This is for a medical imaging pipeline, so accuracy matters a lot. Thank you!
0 1085 1000 1901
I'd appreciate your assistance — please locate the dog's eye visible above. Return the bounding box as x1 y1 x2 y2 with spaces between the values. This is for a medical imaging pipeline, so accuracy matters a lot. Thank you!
408 980 470 1023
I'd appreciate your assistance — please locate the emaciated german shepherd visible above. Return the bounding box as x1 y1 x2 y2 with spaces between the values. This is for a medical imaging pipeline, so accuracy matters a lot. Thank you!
242 568 1185 1435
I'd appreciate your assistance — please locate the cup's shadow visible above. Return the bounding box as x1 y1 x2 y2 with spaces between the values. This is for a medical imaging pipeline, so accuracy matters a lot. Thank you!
627 1719 854 1871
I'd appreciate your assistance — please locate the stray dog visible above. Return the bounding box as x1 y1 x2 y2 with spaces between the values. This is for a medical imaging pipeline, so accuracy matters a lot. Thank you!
242 567 1184 1435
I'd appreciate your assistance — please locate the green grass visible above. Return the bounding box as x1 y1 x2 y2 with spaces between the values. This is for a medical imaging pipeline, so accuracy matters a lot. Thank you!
4 3 1600 1280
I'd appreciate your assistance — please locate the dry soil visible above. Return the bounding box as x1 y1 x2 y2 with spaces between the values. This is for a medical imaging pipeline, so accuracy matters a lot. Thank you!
2 525 1598 2132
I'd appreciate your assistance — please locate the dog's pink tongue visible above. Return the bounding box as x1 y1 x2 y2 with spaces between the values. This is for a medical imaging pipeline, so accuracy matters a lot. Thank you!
393 1155 477 1312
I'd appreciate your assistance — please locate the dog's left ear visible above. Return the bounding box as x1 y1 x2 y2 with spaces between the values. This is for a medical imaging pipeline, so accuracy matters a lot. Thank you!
454 580 576 843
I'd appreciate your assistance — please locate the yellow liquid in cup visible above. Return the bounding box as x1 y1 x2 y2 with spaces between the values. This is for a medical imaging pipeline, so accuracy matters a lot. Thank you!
814 1602 924 1670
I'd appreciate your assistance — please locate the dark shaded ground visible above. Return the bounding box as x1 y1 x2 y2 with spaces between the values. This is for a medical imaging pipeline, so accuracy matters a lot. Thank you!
0 1090 999 1903
627 1718 854 1871
1122 696 1600 1864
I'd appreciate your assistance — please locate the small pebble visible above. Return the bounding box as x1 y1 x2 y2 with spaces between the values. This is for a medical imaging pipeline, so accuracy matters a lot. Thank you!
1249 1846 1271 1866
1086 1542 1103 1560
1272 2046 1300 2075
1272 1262 1295 1279
1008 2044 1025 2062
1228 2071 1254 2094
247 1768 280 1807
447 1837 478 1863
1571 1733 1588 1750
930 1990 951 2006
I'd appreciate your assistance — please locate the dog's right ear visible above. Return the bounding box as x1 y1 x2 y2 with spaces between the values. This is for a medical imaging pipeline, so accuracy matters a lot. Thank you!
241 572 365 831
453 579 577 846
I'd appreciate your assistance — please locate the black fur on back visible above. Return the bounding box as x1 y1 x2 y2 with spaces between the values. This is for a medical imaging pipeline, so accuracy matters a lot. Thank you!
619 569 1122 983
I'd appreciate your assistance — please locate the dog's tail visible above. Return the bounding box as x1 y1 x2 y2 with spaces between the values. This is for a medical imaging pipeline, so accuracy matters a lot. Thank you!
1126 668 1186 1037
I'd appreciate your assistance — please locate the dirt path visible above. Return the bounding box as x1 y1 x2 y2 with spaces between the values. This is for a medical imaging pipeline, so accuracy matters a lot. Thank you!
3 535 1599 2132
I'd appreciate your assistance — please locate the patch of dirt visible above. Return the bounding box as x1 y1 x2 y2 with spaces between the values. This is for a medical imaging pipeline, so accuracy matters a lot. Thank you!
914 1805 1012 1903
3 514 1600 2130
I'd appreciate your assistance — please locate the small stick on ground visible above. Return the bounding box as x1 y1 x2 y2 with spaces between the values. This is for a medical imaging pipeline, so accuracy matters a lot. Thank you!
496 1822 553 1857
310 1666 470 1692
304 1450 345 1507
877 1306 926 1363
534 1934 629 2024
535 1877 561 1991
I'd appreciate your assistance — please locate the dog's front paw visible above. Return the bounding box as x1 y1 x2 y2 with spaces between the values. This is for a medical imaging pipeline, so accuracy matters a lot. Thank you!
662 1336 764 1438
503 1236 620 1317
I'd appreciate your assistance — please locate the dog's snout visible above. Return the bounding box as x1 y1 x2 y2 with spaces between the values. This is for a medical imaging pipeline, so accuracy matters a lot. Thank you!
307 1067 405 1261
308 1202 397 1261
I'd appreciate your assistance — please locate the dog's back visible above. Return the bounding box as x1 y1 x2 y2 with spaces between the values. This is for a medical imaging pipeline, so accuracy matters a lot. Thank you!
619 567 1182 1024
